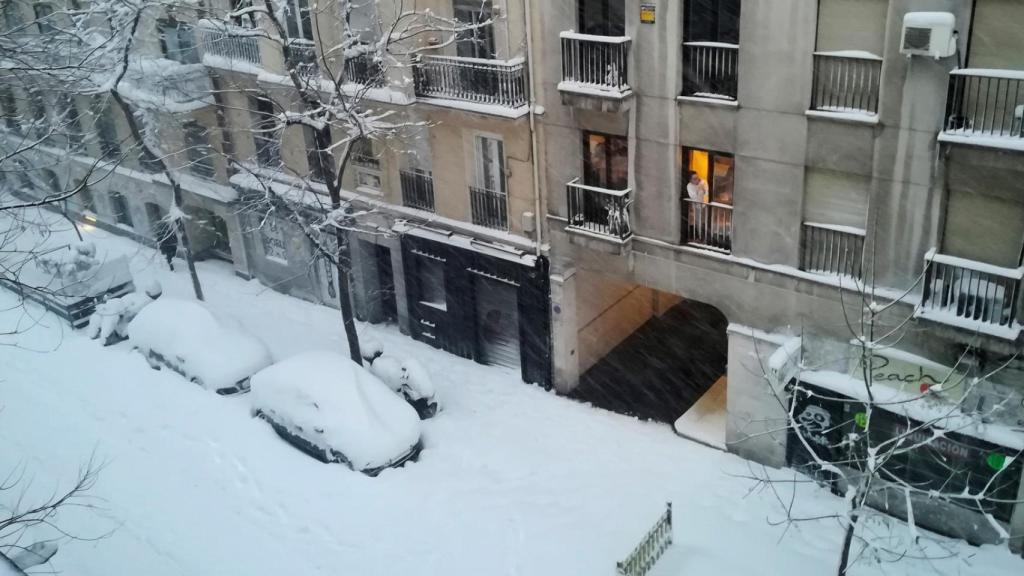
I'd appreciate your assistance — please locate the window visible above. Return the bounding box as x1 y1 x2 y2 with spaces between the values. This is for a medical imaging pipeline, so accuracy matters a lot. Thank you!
685 0 740 44
77 182 95 213
578 0 625 36
345 0 378 43
0 87 20 133
304 127 330 183
158 19 199 64
285 0 314 41
418 256 446 309
250 95 279 168
582 132 628 190
109 190 133 227
683 147 733 205
33 3 53 35
26 90 47 136
454 0 495 59
3 1 23 31
183 121 216 179
260 217 288 263
145 203 164 231
474 135 505 194
57 93 83 146
351 138 379 170
93 97 121 159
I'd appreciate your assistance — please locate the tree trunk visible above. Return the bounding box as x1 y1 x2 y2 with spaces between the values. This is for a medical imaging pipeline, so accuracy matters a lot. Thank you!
334 225 361 364
176 216 205 301
836 510 858 575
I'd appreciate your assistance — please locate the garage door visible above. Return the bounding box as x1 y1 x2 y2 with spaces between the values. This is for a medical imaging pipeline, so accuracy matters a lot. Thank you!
474 275 521 370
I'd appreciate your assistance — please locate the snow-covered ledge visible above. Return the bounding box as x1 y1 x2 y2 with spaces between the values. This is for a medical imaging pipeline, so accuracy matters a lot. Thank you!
805 109 879 126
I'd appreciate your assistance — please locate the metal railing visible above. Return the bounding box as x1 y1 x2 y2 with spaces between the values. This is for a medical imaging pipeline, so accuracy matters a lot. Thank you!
921 251 1023 333
616 503 673 576
286 40 319 77
801 222 866 279
683 198 732 252
469 186 508 230
566 178 632 240
681 42 738 101
344 52 385 87
944 69 1024 139
414 55 528 108
400 170 435 212
196 22 262 65
810 52 882 115
560 31 631 93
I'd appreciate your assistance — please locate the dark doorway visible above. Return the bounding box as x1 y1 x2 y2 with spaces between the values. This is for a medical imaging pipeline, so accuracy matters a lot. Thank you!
474 275 521 370
578 0 625 36
374 243 398 323
572 297 728 423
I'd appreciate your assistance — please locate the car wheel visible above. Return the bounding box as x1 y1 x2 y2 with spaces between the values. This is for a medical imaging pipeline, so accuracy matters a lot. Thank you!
144 353 161 370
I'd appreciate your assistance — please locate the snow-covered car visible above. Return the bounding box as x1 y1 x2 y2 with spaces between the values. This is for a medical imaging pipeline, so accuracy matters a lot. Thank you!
250 351 423 475
369 356 439 419
127 298 272 395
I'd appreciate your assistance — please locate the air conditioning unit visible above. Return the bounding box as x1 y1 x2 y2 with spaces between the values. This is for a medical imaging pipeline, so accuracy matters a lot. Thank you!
901 12 957 58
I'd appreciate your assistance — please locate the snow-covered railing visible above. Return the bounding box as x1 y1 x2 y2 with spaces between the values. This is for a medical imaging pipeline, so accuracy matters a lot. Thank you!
800 222 866 280
469 186 508 231
616 503 673 576
560 31 631 93
286 39 319 77
343 52 385 87
920 249 1023 338
400 170 435 212
810 51 882 115
566 178 632 241
413 54 527 109
683 198 732 252
944 69 1024 139
681 41 738 101
196 22 262 66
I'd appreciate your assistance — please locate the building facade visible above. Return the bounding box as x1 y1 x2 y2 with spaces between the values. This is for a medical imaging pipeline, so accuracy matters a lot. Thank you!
532 0 1024 550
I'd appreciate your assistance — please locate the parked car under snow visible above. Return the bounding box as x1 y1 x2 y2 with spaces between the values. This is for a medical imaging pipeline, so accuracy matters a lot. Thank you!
127 298 272 395
250 351 423 475
369 356 439 419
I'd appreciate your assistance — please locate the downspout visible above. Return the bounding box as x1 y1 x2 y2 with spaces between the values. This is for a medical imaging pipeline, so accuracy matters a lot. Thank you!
524 0 542 257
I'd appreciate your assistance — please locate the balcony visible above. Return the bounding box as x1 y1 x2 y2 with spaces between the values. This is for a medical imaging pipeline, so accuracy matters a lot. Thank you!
940 69 1024 151
680 42 738 103
683 199 732 252
808 51 881 120
400 170 435 212
800 222 866 280
196 21 263 67
343 52 385 87
469 186 508 231
918 250 1023 340
558 32 631 102
413 55 528 113
286 39 319 77
123 59 213 112
565 178 632 242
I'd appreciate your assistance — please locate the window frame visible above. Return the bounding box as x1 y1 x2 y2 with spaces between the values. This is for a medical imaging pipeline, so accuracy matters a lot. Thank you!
682 146 734 205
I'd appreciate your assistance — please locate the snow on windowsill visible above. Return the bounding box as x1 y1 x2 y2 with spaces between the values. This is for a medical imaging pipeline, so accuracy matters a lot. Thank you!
805 109 879 125
950 68 1024 80
813 50 882 61
414 97 530 119
558 31 631 44
682 41 739 49
914 307 1022 341
937 131 1024 153
803 222 867 237
677 95 738 108
557 81 632 100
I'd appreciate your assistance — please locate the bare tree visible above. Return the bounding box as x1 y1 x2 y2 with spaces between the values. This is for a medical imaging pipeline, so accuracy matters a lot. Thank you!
738 259 1024 574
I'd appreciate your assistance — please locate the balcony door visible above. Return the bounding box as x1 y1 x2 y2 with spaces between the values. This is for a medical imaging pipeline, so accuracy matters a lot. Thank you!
685 0 740 44
578 0 625 36
582 131 628 190
454 0 495 59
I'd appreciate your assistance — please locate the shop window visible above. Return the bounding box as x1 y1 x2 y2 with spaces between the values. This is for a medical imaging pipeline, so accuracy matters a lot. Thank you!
418 257 446 310
582 131 628 190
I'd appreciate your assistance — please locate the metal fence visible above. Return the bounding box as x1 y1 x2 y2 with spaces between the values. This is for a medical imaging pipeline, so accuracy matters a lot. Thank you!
681 42 739 101
921 251 1023 331
810 52 882 114
469 186 508 230
683 199 732 252
616 503 673 576
565 178 632 240
400 170 435 212
286 40 319 77
560 32 630 93
344 52 385 87
944 69 1024 138
414 55 528 108
800 222 865 280
196 24 262 65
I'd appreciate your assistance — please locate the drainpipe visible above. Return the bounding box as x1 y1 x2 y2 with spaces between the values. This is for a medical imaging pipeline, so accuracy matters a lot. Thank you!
524 0 542 257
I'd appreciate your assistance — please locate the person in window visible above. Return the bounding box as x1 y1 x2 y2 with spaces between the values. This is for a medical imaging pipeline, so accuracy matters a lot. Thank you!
686 171 708 239
156 220 179 271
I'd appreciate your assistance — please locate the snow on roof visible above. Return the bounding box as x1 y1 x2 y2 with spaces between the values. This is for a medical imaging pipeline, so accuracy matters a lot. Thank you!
128 299 272 391
250 351 421 471
903 12 955 28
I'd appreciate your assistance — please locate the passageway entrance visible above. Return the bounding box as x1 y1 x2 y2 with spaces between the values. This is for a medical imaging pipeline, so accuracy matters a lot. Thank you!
570 277 728 434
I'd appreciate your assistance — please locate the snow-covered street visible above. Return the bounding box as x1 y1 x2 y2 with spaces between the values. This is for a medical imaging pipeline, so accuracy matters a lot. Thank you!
1 216 1021 576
